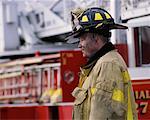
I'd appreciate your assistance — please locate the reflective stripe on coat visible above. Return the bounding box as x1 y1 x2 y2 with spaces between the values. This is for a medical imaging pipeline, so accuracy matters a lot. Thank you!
72 50 138 120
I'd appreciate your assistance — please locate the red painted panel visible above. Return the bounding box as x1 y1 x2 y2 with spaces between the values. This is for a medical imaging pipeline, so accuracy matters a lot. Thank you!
58 105 73 120
115 44 129 66
0 106 50 120
132 79 150 120
1 107 35 120
60 50 86 102
35 106 50 120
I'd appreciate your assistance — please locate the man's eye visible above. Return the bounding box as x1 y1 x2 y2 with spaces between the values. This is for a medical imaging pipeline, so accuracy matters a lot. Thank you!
80 38 85 42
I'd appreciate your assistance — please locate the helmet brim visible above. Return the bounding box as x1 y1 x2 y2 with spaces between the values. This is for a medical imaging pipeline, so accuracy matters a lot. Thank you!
65 31 82 43
66 37 80 44
110 23 128 29
65 23 128 44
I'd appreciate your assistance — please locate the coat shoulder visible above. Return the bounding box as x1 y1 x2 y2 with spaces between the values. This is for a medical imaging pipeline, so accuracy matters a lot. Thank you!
97 50 127 70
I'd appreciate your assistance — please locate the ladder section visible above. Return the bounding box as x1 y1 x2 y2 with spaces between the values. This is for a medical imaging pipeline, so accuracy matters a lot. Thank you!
0 63 61 104
17 0 102 38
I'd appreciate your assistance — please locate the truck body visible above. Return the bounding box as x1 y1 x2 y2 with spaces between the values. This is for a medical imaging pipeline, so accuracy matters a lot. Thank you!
0 0 150 120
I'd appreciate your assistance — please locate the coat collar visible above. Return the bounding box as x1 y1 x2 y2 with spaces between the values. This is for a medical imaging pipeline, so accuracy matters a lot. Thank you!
81 42 115 76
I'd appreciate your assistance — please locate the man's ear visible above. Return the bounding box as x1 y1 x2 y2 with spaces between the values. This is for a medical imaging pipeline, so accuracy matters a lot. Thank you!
95 35 105 48
95 34 100 43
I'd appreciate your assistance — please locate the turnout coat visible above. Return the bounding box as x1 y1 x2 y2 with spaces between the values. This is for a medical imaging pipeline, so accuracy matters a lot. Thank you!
72 42 138 120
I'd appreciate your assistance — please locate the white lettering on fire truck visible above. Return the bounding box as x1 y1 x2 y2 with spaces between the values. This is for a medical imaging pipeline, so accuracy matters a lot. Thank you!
134 90 150 114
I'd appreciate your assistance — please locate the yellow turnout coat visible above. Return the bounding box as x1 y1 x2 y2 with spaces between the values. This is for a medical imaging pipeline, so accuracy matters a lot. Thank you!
72 49 138 120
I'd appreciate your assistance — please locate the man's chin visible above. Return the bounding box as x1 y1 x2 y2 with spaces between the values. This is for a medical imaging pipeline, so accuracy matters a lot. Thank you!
82 53 86 57
82 53 89 59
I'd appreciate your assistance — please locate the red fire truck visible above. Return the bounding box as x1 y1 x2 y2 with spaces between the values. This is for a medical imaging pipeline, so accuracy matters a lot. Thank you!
0 0 150 120
121 0 150 119
0 44 149 120
0 50 86 120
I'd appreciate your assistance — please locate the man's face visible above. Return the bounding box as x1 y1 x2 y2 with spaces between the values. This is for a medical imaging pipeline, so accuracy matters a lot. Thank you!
78 33 98 58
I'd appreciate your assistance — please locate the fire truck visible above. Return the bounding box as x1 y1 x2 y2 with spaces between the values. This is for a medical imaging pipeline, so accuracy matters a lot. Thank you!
121 0 150 119
0 0 150 120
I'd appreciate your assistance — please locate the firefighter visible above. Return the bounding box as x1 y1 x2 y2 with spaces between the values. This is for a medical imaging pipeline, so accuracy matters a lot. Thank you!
66 7 138 120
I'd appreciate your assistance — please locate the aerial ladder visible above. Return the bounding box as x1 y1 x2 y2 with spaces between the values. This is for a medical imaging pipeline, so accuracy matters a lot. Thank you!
0 0 150 120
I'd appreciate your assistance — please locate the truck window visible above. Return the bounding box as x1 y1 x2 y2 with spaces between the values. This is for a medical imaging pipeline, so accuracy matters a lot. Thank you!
134 26 150 66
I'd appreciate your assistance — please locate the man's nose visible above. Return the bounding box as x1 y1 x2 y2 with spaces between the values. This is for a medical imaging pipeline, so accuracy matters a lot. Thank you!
78 42 81 48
